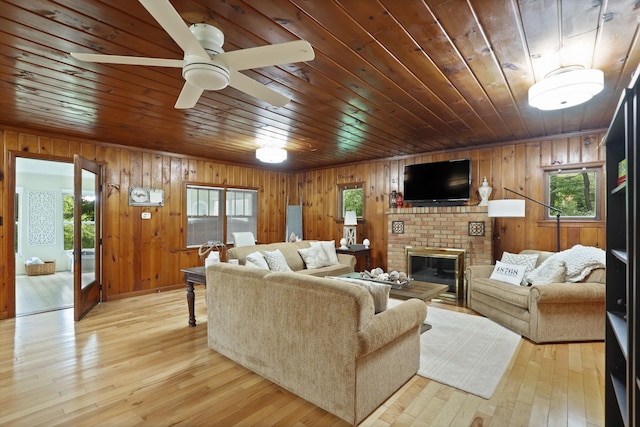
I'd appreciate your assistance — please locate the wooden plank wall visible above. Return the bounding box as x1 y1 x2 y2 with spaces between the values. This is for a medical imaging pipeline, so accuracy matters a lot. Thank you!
291 132 607 270
0 125 606 319
0 126 288 319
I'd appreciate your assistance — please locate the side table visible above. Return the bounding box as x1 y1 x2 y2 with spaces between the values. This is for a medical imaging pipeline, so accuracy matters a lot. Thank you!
181 266 206 327
336 247 371 272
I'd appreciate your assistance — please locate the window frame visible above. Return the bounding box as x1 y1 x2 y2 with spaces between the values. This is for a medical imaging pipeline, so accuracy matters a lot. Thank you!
184 183 258 248
542 161 604 221
337 182 365 221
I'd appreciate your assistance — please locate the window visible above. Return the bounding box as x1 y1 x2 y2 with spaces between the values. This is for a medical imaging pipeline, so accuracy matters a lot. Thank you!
545 165 602 220
186 185 258 247
62 192 96 250
338 183 364 219
226 189 258 245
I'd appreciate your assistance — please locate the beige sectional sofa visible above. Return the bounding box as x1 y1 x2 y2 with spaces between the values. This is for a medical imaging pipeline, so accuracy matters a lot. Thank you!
206 262 427 425
466 249 605 343
226 240 356 276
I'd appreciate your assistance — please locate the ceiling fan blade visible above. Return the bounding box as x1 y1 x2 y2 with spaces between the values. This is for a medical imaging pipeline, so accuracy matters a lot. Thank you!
220 40 315 71
228 71 290 107
139 0 209 57
175 82 204 109
71 52 183 68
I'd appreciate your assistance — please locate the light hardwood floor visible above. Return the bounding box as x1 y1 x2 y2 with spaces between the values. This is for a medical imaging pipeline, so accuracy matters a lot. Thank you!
0 286 604 426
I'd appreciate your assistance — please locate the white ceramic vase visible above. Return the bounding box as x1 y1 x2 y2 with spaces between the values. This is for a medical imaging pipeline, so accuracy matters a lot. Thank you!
478 177 492 206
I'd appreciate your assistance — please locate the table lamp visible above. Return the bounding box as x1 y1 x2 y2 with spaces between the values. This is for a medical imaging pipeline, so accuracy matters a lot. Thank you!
343 210 357 246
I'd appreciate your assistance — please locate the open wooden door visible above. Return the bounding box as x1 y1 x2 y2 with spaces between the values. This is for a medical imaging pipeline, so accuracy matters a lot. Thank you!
73 155 102 321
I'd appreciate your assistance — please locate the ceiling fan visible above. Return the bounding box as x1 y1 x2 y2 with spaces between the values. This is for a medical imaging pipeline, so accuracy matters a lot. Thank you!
70 0 315 109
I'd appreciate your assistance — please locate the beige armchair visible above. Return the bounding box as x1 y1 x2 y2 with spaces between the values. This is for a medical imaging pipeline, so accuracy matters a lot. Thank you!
466 250 605 343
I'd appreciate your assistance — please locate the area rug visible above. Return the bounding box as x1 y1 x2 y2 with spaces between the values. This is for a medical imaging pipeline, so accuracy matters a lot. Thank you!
389 300 522 399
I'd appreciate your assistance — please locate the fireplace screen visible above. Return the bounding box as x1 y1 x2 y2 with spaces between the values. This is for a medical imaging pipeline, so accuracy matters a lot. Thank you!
405 247 465 299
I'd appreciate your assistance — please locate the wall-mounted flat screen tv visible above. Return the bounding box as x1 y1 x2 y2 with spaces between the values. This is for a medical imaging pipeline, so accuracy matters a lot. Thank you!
403 159 471 206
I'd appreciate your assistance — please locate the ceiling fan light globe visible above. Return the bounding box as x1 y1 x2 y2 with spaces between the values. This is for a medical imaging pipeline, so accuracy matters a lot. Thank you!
182 60 230 90
528 68 604 111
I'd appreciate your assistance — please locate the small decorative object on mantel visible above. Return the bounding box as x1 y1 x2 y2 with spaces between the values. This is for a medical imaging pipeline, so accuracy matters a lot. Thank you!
389 190 397 208
396 192 404 208
478 177 492 206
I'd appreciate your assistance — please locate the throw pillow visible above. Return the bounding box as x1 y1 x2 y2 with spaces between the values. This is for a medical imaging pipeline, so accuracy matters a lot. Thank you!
297 245 330 269
524 259 566 285
244 251 270 270
489 261 527 286
261 249 293 272
310 240 339 265
501 252 539 285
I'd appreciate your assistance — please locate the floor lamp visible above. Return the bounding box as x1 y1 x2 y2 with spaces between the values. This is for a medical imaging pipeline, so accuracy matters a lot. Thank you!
487 199 526 258
493 187 563 252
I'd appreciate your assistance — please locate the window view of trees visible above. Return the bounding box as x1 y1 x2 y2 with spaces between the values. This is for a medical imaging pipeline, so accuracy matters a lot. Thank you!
548 170 597 217
342 186 363 217
63 194 96 250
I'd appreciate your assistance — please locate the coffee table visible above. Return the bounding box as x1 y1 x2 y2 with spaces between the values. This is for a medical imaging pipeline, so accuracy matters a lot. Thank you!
390 281 447 333
389 280 448 302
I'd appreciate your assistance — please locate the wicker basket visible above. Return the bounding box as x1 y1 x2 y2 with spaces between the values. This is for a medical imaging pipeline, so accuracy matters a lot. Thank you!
25 261 56 276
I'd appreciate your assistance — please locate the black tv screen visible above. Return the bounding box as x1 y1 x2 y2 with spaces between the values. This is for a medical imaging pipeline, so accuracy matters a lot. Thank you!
403 159 471 206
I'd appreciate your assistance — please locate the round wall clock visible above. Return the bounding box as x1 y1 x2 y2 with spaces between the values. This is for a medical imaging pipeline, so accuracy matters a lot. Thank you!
130 187 149 204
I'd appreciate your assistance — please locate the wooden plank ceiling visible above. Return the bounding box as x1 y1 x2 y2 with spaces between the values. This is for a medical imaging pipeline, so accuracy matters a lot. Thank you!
1 0 639 171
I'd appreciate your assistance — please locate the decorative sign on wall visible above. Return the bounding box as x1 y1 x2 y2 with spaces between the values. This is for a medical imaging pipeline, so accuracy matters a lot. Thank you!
28 191 56 246
392 220 404 234
128 187 164 206
468 221 485 236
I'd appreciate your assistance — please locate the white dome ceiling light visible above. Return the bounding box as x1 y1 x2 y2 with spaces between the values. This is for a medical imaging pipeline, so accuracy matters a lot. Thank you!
528 67 604 111
256 146 287 163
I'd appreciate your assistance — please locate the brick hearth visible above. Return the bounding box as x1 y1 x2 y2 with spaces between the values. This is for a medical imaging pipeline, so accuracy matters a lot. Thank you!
387 206 493 274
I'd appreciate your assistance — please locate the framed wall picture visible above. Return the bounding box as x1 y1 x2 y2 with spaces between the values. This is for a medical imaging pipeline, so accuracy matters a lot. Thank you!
129 187 164 206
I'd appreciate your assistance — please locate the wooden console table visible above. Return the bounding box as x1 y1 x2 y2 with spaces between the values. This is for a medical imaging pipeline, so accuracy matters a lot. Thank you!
336 247 371 271
181 266 206 327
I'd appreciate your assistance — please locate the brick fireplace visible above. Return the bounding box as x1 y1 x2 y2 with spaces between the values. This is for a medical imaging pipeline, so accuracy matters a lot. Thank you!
387 206 493 299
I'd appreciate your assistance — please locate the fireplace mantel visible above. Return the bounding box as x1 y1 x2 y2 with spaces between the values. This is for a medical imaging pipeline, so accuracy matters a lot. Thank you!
387 205 493 280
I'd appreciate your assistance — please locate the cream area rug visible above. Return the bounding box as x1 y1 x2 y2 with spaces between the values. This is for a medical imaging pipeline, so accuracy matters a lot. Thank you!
389 300 522 399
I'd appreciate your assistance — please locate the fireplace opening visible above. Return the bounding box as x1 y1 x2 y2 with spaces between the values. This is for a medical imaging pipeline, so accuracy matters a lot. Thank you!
405 247 465 300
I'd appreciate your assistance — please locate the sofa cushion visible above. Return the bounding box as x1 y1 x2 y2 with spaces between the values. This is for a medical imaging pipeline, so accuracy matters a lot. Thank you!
245 251 270 270
298 245 331 269
501 252 538 285
490 261 527 286
262 249 293 272
470 277 530 309
272 242 308 271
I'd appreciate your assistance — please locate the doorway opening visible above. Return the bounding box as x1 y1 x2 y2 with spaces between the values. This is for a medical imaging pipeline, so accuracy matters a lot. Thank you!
15 158 75 316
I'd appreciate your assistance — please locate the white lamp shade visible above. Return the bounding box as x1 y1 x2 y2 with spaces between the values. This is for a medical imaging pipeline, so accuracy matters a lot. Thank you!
528 68 604 111
344 210 358 225
487 199 526 217
256 146 287 163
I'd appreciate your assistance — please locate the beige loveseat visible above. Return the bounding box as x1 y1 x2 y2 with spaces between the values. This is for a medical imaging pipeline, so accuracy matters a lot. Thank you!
226 240 356 276
206 263 427 425
466 249 605 343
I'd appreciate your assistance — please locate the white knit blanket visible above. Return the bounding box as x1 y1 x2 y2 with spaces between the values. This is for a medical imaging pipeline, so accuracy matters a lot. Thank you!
536 245 605 282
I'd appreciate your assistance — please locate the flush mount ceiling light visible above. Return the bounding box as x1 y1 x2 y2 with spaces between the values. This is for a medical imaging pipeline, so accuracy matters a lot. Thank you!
256 146 287 163
528 67 604 111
